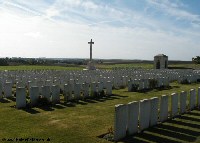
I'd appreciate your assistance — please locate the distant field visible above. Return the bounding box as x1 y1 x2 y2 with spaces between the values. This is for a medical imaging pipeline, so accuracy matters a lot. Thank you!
0 82 200 143
168 64 200 69
97 63 200 70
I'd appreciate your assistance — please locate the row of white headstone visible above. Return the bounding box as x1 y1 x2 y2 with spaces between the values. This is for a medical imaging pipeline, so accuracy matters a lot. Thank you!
114 88 200 141
15 81 112 108
1 73 198 94
128 77 170 91
178 75 198 84
0 69 199 89
0 69 199 102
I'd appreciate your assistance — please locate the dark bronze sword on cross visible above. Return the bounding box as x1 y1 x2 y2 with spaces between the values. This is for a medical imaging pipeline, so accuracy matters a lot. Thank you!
88 39 94 61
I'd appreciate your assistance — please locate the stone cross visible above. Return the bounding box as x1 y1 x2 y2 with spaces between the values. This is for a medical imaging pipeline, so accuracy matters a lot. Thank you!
88 39 94 61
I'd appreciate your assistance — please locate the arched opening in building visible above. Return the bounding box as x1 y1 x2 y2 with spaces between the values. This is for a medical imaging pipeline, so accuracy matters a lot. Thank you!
156 60 160 69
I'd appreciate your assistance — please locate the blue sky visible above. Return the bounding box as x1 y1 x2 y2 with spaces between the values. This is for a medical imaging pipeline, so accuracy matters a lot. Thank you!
0 0 200 60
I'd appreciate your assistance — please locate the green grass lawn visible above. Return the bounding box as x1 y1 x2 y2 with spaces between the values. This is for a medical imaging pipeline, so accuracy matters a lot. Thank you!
96 63 200 70
0 63 199 71
96 63 153 69
168 64 200 69
0 64 200 143
0 81 200 143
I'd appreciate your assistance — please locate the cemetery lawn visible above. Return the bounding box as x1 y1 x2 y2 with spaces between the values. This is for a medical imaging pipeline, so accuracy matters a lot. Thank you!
0 63 199 71
96 63 200 70
96 63 153 69
0 82 200 143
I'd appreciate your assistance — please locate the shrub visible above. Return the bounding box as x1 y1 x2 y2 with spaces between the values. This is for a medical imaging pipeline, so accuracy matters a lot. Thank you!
103 126 114 141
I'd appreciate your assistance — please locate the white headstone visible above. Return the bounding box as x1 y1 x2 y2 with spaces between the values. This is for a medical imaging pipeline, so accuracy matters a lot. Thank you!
64 84 72 101
143 79 148 89
114 104 128 141
160 95 168 122
97 82 103 95
69 79 75 91
163 78 169 87
29 86 39 106
157 78 162 88
106 81 112 95
127 80 132 92
90 82 97 97
16 87 26 108
189 89 196 110
122 76 127 87
150 97 159 127
127 101 139 135
198 87 200 108
138 80 143 91
139 99 150 131
0 83 2 99
37 80 44 94
41 86 51 102
74 83 81 100
82 83 89 98
52 85 60 104
180 91 187 114
4 82 13 98
171 93 178 118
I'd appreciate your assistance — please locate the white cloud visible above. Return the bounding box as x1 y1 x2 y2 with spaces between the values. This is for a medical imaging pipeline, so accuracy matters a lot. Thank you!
24 32 42 39
82 1 98 10
1 1 41 16
0 0 199 60
147 0 200 25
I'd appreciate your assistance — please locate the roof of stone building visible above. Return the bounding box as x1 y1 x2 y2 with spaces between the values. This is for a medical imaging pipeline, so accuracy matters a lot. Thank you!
154 54 168 57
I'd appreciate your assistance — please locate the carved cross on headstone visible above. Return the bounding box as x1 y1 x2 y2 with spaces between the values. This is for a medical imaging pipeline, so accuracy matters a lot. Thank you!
88 39 94 61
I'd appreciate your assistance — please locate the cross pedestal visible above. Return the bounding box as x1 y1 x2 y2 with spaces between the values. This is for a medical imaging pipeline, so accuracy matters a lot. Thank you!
86 39 96 70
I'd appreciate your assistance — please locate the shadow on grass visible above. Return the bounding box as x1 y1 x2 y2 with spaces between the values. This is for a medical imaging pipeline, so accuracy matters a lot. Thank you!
37 105 55 111
178 115 200 122
77 100 89 105
81 94 127 104
155 86 175 91
168 66 193 69
167 119 200 129
7 96 16 102
62 102 76 107
111 111 200 143
123 132 181 143
187 111 200 116
112 94 128 98
126 86 180 94
52 103 68 109
17 94 127 113
0 98 11 103
21 108 40 114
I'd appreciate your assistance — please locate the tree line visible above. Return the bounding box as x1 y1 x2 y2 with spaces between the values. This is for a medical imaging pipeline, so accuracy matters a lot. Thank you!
192 56 200 64
0 58 88 66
